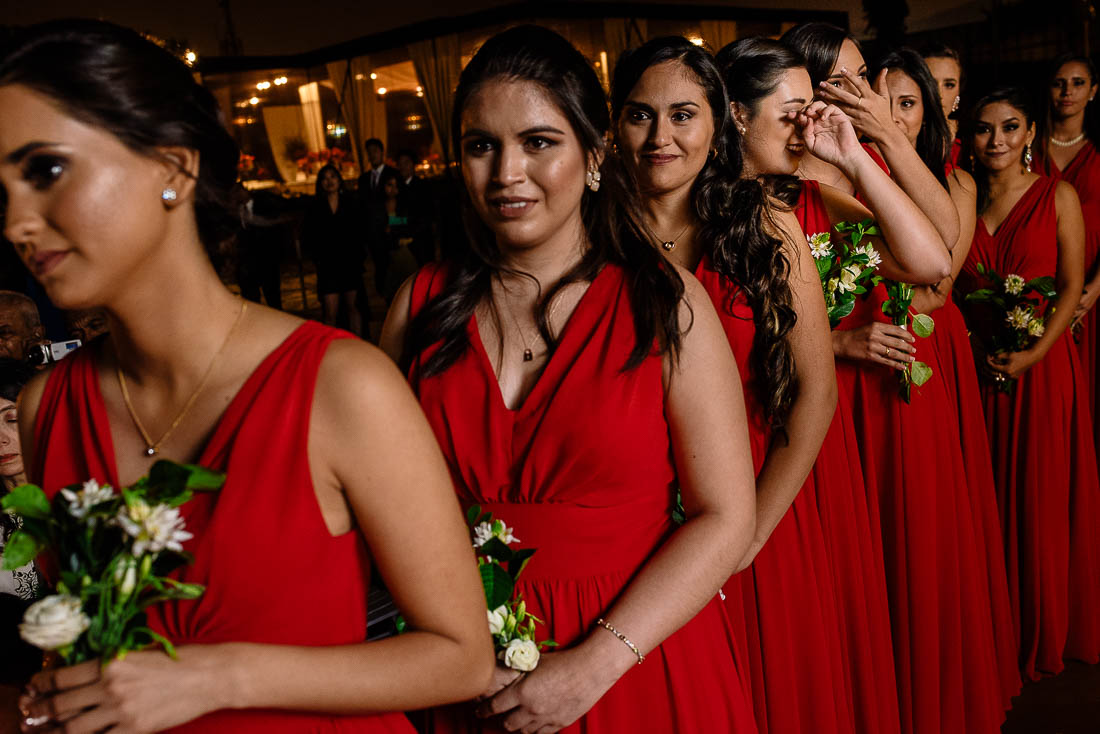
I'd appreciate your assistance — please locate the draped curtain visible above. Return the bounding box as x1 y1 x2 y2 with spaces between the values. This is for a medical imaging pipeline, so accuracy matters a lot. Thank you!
297 82 327 153
698 20 738 54
325 57 387 166
408 34 462 162
326 60 362 170
262 105 309 183
602 19 649 77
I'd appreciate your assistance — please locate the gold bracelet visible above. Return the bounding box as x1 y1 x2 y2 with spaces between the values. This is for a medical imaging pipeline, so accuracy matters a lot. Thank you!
595 618 645 664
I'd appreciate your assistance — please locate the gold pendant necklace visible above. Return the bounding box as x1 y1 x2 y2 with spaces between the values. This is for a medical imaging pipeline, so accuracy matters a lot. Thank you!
117 299 248 457
495 276 559 362
659 223 692 252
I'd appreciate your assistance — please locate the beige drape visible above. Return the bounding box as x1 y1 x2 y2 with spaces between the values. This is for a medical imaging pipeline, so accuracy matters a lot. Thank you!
325 57 387 163
262 105 309 183
326 60 362 170
408 34 462 162
699 20 738 54
297 82 327 153
603 19 649 77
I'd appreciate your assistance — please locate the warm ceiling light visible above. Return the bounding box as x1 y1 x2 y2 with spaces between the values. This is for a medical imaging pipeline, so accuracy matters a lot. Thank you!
249 96 260 105
256 81 271 90
377 87 387 95
274 76 288 85
184 50 197 65
689 37 705 46
416 85 423 93
370 72 378 80
354 73 365 81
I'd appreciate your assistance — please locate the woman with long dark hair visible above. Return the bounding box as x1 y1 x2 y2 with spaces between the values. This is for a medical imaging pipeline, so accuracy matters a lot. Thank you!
730 31 1007 734
1 19 494 732
957 86 1100 682
302 162 364 335
611 36 852 734
1037 54 1100 457
878 47 1020 709
381 25 758 733
920 43 965 168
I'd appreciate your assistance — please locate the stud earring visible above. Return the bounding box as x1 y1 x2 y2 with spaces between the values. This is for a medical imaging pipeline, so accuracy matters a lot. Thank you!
1024 142 1033 172
161 188 177 202
585 168 601 192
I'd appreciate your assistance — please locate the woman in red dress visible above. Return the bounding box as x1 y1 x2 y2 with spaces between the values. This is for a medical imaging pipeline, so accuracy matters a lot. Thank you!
878 48 1020 708
719 36 963 734
382 26 758 733
782 23 1013 733
1037 55 1100 457
1 20 494 733
957 87 1100 680
611 37 847 734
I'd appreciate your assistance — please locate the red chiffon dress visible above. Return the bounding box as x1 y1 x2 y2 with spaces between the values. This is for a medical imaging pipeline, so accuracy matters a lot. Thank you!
694 256 856 734
794 180 903 734
1043 141 1100 457
31 322 416 733
408 263 757 734
956 176 1100 680
827 180 1010 730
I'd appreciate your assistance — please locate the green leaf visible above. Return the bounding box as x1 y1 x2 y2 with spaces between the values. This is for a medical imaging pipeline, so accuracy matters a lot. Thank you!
180 464 225 492
465 505 481 526
480 562 514 610
0 529 42 570
1026 276 1057 299
1 484 51 519
911 314 935 338
911 361 933 387
508 548 536 579
830 299 856 321
964 288 995 302
477 537 514 563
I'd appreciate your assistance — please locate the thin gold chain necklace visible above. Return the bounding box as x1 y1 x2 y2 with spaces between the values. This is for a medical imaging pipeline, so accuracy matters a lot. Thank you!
658 222 692 252
494 276 560 363
116 299 248 457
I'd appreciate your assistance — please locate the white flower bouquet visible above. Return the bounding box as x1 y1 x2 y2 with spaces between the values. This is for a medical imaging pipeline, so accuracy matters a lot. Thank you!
398 505 555 670
964 263 1057 393
1 461 223 664
811 219 884 329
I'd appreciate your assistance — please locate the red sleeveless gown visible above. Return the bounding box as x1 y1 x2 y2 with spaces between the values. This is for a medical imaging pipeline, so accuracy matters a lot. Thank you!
408 263 757 733
829 179 1010 730
794 180 903 734
1043 142 1100 458
694 256 856 734
957 176 1100 680
32 322 416 733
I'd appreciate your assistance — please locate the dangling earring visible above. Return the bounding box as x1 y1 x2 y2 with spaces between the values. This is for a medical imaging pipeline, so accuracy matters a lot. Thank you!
738 124 747 135
1024 142 1033 172
585 167 602 192
161 187 177 202
951 95 960 113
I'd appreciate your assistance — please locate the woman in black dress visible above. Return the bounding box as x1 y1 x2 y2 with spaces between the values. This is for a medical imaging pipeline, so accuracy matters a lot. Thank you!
302 163 364 335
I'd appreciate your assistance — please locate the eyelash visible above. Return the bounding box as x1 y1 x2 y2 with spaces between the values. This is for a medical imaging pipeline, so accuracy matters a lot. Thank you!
463 137 558 156
23 155 66 190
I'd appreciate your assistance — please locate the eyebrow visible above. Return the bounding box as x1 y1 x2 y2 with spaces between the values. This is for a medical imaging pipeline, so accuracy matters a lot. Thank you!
461 125 566 139
624 100 701 110
5 141 57 165
782 97 808 105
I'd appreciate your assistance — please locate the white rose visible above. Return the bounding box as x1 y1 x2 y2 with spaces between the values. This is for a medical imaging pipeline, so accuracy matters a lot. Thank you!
487 605 508 636
19 595 90 650
836 266 859 293
499 638 540 672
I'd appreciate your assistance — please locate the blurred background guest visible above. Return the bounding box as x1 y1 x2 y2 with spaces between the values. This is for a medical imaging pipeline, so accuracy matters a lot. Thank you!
302 163 364 336
63 307 109 345
357 137 390 200
396 148 435 266
233 183 290 311
368 169 417 303
0 291 44 361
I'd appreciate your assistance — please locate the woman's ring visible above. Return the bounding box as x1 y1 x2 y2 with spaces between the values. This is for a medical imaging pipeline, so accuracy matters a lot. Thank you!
885 347 892 358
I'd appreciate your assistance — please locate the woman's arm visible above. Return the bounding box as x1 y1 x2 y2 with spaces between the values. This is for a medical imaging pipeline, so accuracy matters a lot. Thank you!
380 274 416 364
800 103 950 284
912 168 978 314
476 271 756 732
818 68 960 249
737 210 836 570
988 181 1086 380
20 342 495 732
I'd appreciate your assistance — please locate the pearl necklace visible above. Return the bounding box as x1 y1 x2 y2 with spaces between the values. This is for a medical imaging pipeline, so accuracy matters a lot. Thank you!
1050 132 1087 147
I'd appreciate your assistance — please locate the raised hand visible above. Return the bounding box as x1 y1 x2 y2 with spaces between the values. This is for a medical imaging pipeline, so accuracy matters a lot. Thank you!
795 101 865 170
817 68 899 145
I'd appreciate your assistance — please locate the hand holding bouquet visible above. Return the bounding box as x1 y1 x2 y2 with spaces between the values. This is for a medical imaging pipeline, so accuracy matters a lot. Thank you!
1 461 223 664
811 219 884 329
964 264 1056 393
881 281 935 403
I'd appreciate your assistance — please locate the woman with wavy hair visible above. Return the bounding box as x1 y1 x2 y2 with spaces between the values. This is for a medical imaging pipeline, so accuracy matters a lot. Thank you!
1 19 493 733
382 25 758 733
610 36 851 734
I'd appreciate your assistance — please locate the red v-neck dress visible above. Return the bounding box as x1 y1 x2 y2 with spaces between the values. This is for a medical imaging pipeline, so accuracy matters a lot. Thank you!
32 321 416 734
794 179 903 734
408 263 757 734
694 254 857 734
957 176 1100 680
823 171 1011 732
1042 142 1100 458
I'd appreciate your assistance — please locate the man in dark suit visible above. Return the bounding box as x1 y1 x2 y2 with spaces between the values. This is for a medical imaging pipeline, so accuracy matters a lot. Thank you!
356 138 389 200
396 149 435 266
356 138 389 335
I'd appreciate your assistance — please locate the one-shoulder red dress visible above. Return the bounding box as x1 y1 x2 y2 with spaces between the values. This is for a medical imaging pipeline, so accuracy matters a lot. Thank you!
957 176 1100 680
795 180 903 734
32 321 416 733
1043 141 1100 458
408 263 757 734
827 189 1010 731
694 255 856 734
